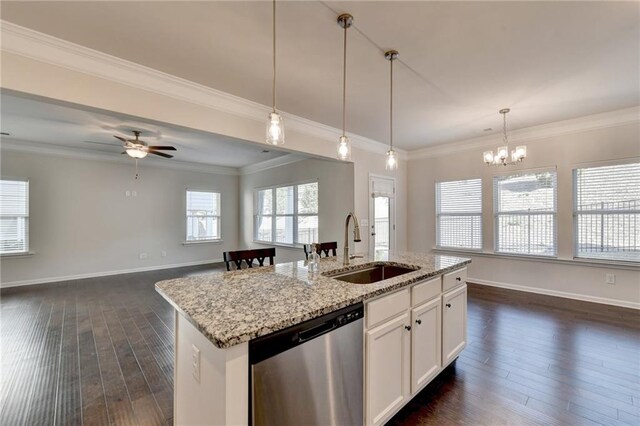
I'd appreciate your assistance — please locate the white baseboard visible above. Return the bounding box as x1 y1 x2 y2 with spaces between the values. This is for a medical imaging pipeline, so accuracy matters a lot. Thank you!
468 277 640 310
0 258 224 288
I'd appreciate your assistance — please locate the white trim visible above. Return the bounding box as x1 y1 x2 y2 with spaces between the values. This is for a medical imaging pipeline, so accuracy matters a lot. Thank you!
409 106 640 160
238 154 308 176
0 258 223 288
433 248 639 271
0 20 402 159
469 277 640 310
1 137 240 175
182 240 223 246
0 251 35 258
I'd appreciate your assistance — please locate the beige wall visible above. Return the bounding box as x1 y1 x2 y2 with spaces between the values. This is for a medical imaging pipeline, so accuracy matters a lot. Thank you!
407 122 640 307
239 158 354 263
0 150 240 286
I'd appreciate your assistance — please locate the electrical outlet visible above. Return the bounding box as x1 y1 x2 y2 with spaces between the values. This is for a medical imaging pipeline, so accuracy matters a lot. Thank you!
161 250 167 258
132 190 137 197
139 252 148 260
192 344 200 382
125 190 131 197
606 274 616 285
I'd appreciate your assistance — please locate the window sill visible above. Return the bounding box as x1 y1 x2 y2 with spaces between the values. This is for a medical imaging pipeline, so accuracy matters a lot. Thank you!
1 251 35 258
182 240 223 246
432 248 639 271
253 240 304 250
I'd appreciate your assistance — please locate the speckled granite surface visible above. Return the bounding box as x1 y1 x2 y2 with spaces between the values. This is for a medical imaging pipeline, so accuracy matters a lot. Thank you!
155 252 470 349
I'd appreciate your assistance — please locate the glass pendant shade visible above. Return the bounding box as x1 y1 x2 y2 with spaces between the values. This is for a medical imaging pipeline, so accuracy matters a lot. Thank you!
513 145 527 161
483 151 494 164
337 135 351 161
126 148 148 159
385 149 397 171
266 111 285 145
496 146 509 161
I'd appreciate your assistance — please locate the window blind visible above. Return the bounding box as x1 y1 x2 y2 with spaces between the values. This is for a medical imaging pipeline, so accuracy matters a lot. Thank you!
494 171 557 256
574 162 640 262
436 178 482 250
0 179 29 254
186 190 221 241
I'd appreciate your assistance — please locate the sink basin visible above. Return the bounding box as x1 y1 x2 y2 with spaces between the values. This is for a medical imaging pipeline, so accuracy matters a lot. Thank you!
326 264 418 284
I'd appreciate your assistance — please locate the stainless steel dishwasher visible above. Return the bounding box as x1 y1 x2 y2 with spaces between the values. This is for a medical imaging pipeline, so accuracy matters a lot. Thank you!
249 303 363 426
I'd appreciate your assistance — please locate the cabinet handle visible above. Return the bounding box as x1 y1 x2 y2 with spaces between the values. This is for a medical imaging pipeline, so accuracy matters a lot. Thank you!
415 319 422 325
456 277 462 281
404 325 412 331
446 303 452 308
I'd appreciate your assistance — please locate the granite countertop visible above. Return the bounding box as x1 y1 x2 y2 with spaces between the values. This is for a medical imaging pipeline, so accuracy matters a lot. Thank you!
155 252 470 349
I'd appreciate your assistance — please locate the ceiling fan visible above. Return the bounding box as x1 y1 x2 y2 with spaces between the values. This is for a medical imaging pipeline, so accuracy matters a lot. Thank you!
115 130 177 159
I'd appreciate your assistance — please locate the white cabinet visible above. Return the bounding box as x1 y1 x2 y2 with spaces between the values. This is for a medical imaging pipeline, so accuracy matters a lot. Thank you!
442 284 467 366
364 267 468 426
410 297 441 394
365 312 411 426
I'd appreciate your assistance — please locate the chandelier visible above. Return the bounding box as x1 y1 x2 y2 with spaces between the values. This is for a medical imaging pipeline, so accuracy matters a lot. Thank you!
483 108 526 166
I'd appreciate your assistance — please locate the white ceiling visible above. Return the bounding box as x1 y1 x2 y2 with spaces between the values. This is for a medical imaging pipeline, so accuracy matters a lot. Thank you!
0 93 288 168
1 1 638 151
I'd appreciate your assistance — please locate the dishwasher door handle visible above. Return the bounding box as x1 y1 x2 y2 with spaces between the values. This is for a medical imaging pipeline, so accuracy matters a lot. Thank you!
297 320 337 343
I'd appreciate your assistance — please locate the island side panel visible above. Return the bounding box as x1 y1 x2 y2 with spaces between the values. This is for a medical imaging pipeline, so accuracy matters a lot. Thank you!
175 312 248 425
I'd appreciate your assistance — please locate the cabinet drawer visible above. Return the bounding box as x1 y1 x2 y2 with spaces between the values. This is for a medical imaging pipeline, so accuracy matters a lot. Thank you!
442 267 467 292
411 277 440 307
366 289 410 329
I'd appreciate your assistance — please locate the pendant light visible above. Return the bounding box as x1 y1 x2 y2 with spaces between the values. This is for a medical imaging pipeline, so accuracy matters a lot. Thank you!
483 108 527 166
266 0 284 145
384 50 399 171
336 13 353 161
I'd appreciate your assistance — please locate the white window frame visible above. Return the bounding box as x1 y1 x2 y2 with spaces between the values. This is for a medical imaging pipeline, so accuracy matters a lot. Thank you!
0 178 30 255
185 189 222 243
573 160 640 263
494 169 558 257
435 177 482 251
254 180 318 247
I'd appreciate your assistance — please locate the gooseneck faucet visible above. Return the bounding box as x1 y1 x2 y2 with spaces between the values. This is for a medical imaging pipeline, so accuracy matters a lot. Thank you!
343 212 362 265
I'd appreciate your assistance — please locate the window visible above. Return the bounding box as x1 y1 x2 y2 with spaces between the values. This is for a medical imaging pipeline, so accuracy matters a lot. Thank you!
186 190 221 241
436 178 482 250
494 171 557 256
0 179 29 254
255 182 318 245
574 162 640 262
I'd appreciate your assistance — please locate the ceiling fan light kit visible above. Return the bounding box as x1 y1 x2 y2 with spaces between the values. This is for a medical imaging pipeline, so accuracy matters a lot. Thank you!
483 108 527 166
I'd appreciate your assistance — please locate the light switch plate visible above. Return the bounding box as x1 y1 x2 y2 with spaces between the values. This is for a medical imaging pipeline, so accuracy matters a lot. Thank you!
191 344 200 382
606 274 616 285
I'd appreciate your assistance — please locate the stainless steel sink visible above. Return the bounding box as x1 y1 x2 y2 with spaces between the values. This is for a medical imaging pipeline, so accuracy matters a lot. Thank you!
325 264 418 284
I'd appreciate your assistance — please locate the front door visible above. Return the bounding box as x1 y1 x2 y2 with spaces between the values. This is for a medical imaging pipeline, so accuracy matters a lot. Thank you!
369 175 395 257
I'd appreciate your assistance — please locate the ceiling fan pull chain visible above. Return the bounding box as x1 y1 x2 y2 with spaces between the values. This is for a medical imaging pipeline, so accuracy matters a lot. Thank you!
135 158 139 180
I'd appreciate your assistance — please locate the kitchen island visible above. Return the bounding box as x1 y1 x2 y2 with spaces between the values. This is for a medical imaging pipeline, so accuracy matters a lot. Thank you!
156 252 470 425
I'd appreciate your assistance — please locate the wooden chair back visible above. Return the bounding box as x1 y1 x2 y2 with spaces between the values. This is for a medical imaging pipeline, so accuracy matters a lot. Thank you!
223 248 276 271
303 241 338 260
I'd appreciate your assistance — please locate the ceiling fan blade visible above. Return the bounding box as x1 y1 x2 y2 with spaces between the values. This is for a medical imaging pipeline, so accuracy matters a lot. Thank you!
149 151 173 159
148 145 177 151
85 140 121 147
114 135 127 142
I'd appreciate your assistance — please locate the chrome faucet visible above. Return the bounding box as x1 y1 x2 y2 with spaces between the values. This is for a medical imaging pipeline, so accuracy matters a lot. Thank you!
343 212 362 265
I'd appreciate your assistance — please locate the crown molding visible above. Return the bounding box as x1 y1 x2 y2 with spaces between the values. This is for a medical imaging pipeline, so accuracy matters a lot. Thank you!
0 20 402 159
0 138 240 176
409 106 640 160
238 153 308 176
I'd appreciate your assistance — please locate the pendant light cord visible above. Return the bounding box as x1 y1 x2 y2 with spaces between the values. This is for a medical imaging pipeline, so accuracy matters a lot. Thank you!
342 22 347 137
272 0 277 113
502 111 508 146
389 56 394 150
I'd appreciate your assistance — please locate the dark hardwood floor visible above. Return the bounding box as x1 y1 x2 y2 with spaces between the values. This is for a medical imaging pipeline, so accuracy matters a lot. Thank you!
1 266 639 425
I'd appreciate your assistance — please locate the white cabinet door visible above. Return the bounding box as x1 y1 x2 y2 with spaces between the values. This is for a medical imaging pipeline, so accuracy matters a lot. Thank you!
442 284 467 366
411 297 441 394
365 312 411 426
